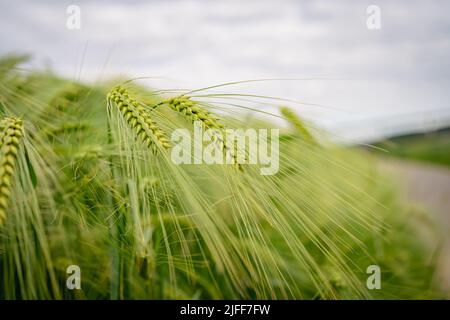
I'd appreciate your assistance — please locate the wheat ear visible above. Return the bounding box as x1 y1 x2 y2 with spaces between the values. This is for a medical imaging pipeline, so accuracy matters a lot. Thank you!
0 117 23 224
165 96 246 169
107 86 171 151
166 96 244 168
166 96 223 129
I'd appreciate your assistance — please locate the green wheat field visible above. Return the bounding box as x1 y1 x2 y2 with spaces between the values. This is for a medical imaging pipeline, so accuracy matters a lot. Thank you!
0 55 445 299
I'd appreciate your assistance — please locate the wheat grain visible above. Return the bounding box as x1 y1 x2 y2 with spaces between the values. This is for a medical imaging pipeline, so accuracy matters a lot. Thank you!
0 117 23 224
108 86 171 151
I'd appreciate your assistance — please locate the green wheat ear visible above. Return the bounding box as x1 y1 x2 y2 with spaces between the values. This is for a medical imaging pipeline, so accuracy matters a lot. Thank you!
48 83 87 112
280 106 315 144
0 117 23 224
164 95 243 168
108 86 171 152
166 96 223 129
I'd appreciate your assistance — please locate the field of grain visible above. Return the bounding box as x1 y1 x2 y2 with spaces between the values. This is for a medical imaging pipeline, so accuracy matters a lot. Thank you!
0 55 445 299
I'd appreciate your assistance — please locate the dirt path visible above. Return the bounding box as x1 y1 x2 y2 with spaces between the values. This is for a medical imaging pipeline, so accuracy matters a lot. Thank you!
377 158 450 295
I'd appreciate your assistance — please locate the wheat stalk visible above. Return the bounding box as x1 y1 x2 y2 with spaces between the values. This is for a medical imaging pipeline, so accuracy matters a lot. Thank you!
0 117 23 225
108 86 171 152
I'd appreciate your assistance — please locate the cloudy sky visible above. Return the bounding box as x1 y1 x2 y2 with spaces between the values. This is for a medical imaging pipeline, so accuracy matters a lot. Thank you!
2 0 450 141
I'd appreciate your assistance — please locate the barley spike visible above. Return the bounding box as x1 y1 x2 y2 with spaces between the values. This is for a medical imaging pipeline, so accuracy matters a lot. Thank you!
108 86 171 151
166 96 223 130
280 106 315 144
0 117 23 225
165 96 242 169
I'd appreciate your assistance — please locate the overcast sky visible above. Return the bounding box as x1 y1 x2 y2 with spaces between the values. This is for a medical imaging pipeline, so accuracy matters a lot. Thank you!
2 0 450 141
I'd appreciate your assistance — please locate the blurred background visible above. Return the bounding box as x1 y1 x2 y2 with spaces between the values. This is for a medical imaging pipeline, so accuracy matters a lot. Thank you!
1 0 449 284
